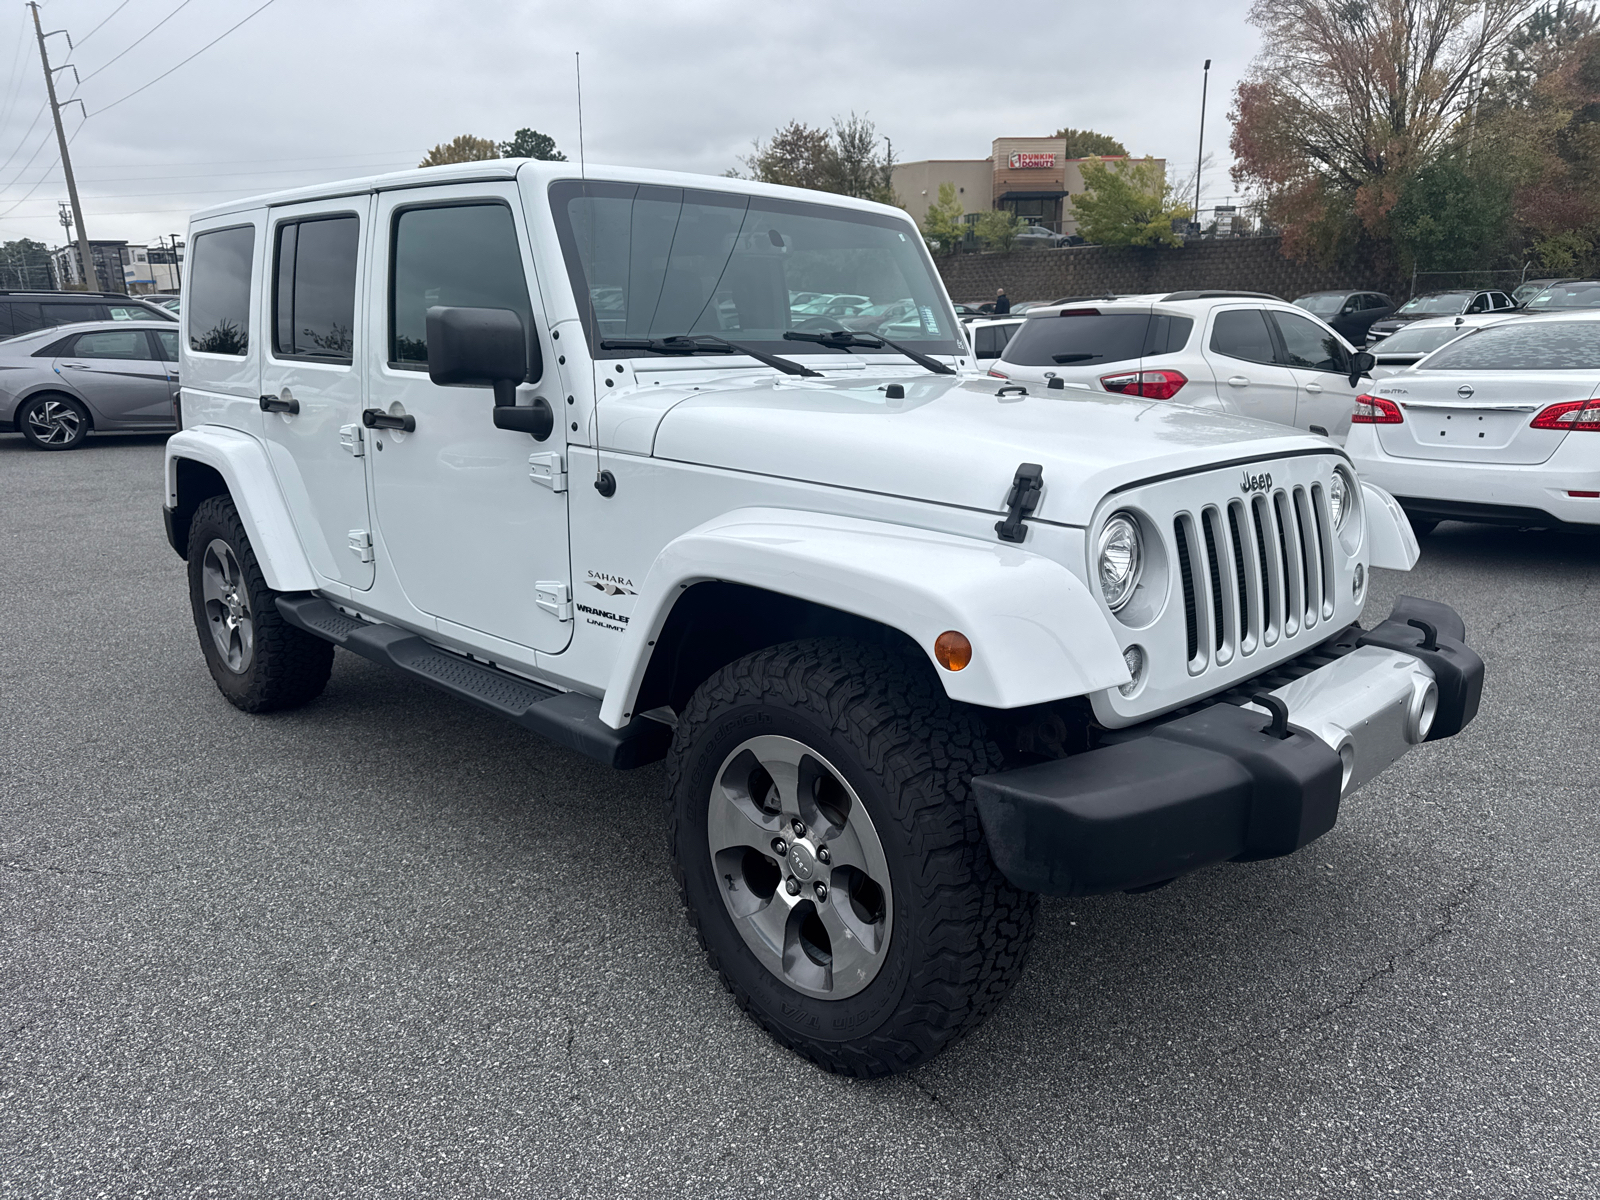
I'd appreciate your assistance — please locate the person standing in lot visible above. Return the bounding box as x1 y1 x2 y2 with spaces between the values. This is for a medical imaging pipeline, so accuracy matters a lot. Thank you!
994 288 1011 314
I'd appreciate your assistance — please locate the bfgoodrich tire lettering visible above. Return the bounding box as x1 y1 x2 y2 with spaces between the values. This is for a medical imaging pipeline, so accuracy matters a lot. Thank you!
185 495 333 713
667 638 1037 1076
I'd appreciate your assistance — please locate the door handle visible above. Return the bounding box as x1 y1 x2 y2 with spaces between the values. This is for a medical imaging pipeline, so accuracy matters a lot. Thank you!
1227 375 1250 387
61 362 90 370
1304 382 1323 394
259 393 300 414
362 408 415 432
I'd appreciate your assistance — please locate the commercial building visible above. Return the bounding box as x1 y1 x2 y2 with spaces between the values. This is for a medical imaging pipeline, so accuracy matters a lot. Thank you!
47 237 183 294
893 137 1166 237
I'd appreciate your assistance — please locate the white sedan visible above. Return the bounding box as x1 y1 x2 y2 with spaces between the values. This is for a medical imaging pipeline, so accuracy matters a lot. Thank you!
1347 310 1600 534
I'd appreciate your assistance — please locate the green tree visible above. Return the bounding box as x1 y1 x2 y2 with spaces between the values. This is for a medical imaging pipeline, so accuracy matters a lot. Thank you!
744 121 834 189
1389 154 1515 273
499 128 567 161
829 112 896 203
743 113 897 201
1053 127 1128 158
419 134 500 168
1070 157 1193 247
921 182 967 252
974 209 1024 252
0 237 53 289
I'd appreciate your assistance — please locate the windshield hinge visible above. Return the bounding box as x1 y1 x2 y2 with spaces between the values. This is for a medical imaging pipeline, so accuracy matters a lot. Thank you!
995 463 1044 544
347 529 375 563
528 452 566 492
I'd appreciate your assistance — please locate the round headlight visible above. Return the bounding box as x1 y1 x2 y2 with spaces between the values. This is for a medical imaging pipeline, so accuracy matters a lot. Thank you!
1329 472 1350 531
1097 512 1143 612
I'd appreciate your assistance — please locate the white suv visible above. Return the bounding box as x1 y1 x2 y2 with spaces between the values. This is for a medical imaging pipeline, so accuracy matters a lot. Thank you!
160 161 1483 1076
989 291 1366 440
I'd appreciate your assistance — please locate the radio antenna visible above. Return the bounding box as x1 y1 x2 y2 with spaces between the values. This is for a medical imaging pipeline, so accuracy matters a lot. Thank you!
576 49 609 492
576 52 585 179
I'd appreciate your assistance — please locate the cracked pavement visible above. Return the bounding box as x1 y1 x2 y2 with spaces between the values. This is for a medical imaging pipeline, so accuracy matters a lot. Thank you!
2 432 1597 1199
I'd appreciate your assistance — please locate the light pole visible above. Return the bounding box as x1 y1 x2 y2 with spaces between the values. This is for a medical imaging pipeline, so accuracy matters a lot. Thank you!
1194 59 1211 230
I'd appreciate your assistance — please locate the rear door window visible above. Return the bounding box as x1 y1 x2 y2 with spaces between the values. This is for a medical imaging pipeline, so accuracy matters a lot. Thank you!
1271 310 1343 371
66 329 158 360
1209 308 1277 364
188 225 256 355
273 214 360 360
8 303 44 334
1001 312 1152 367
42 303 104 327
153 330 179 361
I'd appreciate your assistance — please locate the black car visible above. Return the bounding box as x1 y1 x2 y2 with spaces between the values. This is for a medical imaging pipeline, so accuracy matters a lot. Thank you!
0 290 176 338
1291 290 1394 344
1365 288 1516 343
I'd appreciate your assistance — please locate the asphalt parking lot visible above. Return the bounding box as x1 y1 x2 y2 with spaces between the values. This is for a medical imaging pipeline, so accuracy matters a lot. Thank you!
2 431 1597 1199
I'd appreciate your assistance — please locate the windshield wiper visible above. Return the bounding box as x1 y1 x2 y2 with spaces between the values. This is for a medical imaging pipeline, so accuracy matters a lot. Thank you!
783 329 955 375
598 334 820 377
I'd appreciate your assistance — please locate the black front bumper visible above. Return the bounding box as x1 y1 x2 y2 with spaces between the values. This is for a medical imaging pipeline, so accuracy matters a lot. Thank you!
972 595 1484 897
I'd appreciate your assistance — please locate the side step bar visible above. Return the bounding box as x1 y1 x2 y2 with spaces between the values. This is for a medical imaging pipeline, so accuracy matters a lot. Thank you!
274 595 671 769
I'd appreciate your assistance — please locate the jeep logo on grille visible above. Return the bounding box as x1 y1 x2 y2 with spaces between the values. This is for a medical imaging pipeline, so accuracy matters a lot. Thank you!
1240 471 1272 494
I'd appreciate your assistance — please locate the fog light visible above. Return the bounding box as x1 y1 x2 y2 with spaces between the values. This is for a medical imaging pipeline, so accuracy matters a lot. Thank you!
1353 562 1365 599
934 630 972 671
1118 644 1145 696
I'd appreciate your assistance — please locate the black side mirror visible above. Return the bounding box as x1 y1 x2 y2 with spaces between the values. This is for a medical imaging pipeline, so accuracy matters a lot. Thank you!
425 306 540 406
1347 350 1375 387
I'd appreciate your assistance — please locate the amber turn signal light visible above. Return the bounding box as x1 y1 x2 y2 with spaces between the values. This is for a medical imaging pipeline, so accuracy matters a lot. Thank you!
934 631 972 671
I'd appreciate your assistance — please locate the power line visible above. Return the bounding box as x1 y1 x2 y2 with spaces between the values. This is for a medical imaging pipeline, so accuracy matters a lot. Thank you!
0 101 52 184
78 0 195 84
73 0 131 48
0 11 35 133
93 0 279 116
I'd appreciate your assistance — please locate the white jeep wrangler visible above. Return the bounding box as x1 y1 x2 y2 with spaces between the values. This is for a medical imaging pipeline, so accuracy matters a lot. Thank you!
162 160 1484 1076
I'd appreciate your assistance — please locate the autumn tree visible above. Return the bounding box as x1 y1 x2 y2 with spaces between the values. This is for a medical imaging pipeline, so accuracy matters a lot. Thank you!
419 135 501 168
974 209 1024 252
1053 128 1129 158
743 113 897 202
499 128 567 161
1230 0 1533 264
1070 157 1193 247
921 182 968 252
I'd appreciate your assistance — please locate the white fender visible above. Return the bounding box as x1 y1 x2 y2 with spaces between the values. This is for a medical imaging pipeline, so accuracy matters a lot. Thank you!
165 426 317 592
1361 481 1420 571
598 507 1130 727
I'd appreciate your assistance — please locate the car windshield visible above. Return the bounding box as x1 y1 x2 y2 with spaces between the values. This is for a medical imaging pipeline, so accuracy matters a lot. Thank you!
1293 294 1344 316
1420 321 1600 371
1513 281 1553 305
1374 324 1470 357
1397 292 1472 316
550 181 963 358
1524 282 1600 310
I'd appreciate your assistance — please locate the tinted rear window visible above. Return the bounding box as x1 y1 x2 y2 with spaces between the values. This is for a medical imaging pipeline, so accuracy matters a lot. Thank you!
1002 312 1190 367
1422 321 1600 371
189 225 255 355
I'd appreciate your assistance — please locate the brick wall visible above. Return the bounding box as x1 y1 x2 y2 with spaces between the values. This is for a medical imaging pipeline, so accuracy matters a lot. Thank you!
938 236 1393 304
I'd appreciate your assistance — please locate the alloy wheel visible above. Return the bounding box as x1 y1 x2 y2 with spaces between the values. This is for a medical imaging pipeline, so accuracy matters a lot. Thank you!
25 399 83 446
200 538 254 673
708 734 893 999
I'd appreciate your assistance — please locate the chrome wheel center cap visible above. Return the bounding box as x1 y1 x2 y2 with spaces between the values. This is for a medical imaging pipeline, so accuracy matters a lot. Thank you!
788 841 819 882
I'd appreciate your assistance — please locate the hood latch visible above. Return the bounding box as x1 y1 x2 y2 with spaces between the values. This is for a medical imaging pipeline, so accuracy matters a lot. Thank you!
995 463 1044 544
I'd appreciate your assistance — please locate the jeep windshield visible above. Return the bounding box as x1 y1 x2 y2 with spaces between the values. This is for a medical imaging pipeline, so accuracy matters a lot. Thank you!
549 180 964 361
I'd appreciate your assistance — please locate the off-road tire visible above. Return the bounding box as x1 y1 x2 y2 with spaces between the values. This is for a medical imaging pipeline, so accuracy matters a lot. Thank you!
186 495 333 712
18 393 90 450
666 638 1038 1076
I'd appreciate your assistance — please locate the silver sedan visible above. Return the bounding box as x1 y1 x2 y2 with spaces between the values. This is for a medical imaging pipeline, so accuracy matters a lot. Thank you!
0 320 179 450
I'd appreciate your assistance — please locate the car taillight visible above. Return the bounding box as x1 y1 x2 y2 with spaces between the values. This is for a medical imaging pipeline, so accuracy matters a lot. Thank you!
1099 369 1187 400
987 368 1008 379
1352 394 1403 424
1530 399 1600 431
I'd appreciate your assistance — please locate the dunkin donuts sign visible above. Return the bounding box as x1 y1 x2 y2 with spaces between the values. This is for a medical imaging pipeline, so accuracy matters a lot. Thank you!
1008 152 1057 169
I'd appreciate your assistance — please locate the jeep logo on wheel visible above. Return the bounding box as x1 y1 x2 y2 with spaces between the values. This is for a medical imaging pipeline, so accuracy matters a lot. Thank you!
1240 470 1272 494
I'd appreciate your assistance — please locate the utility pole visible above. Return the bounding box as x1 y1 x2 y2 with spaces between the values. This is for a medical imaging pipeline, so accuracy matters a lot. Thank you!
170 234 183 288
29 3 92 291
1193 59 1211 231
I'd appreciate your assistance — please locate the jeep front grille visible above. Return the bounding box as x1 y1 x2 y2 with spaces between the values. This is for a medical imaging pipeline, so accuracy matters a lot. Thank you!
1172 483 1336 676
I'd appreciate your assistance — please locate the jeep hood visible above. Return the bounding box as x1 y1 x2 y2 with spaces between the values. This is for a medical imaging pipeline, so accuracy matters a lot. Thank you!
634 371 1338 527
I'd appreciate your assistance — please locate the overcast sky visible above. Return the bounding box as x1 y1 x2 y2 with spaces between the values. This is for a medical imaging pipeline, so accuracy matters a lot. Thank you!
0 0 1262 249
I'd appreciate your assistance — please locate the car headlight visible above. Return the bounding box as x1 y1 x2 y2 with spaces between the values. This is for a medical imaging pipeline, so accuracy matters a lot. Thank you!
1329 472 1350 531
1097 512 1143 612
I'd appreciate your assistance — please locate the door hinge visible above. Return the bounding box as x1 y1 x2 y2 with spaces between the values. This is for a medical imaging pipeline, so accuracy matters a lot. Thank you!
535 581 573 621
528 451 566 491
340 423 365 457
348 529 375 563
